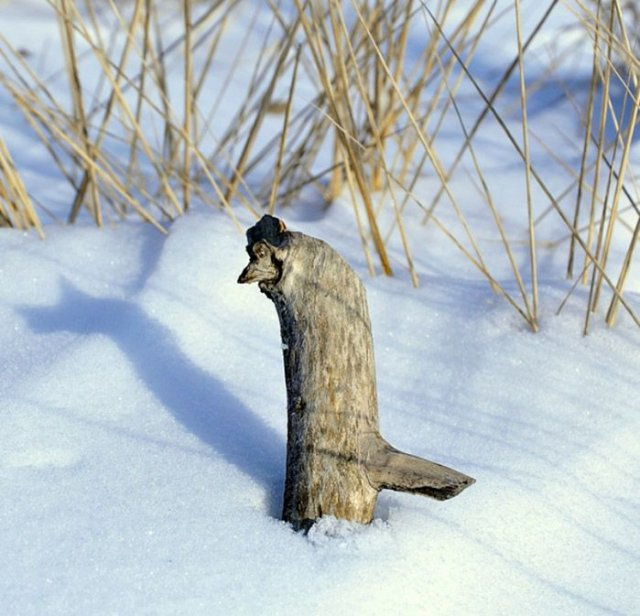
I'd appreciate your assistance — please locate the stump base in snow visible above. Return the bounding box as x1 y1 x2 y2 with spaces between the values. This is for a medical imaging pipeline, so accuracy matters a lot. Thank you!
238 215 474 530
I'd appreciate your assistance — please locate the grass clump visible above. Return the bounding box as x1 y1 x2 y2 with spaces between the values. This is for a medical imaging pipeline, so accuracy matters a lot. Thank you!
0 0 638 332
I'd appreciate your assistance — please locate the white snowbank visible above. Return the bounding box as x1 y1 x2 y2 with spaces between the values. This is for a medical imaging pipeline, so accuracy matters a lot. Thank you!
1 208 638 615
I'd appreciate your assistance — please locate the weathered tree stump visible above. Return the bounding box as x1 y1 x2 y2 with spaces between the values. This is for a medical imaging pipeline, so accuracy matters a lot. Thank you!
238 215 474 530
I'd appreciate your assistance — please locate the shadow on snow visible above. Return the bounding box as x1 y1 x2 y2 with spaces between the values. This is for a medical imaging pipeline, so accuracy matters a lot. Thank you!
19 278 285 516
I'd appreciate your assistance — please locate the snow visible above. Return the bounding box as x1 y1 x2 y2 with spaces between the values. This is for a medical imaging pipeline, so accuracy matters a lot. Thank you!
1 2 640 615
2 208 639 615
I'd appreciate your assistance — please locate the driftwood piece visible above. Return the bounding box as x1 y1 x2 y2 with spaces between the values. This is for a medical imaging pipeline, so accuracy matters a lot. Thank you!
238 215 474 530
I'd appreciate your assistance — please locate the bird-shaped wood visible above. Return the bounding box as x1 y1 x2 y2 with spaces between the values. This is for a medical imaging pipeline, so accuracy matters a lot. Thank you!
238 215 474 531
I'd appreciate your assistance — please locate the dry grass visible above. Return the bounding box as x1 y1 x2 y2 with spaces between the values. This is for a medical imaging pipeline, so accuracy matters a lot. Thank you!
0 134 43 236
0 0 638 332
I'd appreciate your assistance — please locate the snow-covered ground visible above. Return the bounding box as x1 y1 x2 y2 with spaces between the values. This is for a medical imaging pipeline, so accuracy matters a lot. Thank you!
1 2 639 615
3 205 639 614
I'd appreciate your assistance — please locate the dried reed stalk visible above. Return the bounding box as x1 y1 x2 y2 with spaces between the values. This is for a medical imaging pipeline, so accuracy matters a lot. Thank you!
0 136 43 236
268 46 300 216
182 0 193 212
57 0 101 223
514 0 538 327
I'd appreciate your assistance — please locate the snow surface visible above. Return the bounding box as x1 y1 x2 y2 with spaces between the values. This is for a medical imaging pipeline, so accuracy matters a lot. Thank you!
2 207 639 615
1 1 640 615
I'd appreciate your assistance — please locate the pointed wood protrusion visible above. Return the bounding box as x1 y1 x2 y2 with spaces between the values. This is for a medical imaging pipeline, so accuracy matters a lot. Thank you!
361 434 474 501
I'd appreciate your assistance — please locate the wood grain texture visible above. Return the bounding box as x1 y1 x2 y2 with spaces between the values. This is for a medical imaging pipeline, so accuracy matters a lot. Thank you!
239 215 474 530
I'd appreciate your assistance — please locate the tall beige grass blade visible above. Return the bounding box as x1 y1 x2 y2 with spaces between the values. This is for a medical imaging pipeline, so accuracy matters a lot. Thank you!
568 0 600 279
56 0 101 224
514 0 538 326
72 0 144 221
127 0 151 188
592 72 640 310
151 8 176 166
223 15 300 204
605 215 640 326
48 0 179 222
343 155 376 277
327 133 344 202
0 136 43 236
182 0 193 212
268 46 300 216
100 0 256 220
437 53 535 328
583 1 618 333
